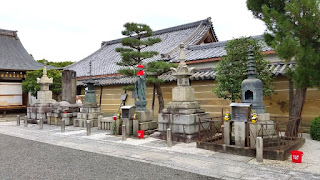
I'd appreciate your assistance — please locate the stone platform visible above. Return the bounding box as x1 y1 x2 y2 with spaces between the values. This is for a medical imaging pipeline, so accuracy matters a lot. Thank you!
74 107 101 127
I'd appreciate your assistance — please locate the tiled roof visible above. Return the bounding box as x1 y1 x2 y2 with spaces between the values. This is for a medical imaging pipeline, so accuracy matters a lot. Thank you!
67 18 217 77
77 62 293 86
0 29 56 71
168 35 273 63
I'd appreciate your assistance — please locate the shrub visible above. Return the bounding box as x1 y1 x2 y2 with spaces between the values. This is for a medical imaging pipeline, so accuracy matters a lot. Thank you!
310 116 320 141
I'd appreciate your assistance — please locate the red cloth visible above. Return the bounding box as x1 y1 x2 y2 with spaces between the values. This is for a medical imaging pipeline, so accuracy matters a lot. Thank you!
137 70 144 76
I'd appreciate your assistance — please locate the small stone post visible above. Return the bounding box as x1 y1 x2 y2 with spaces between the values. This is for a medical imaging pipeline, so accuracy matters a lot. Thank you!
122 125 126 141
86 120 91 136
39 117 43 130
24 116 28 127
61 119 65 133
133 119 139 137
256 137 263 162
167 128 172 147
98 115 102 130
16 115 20 126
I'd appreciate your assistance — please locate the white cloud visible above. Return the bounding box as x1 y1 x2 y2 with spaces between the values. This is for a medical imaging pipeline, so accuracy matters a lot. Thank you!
0 0 266 62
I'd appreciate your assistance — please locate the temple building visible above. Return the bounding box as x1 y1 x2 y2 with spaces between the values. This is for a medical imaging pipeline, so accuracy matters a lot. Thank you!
67 18 320 127
0 28 54 116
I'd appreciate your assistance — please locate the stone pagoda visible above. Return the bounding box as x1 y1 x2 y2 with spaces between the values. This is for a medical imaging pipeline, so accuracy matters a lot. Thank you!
241 47 266 114
241 47 273 147
27 61 56 123
158 43 209 142
74 61 101 127
35 61 56 104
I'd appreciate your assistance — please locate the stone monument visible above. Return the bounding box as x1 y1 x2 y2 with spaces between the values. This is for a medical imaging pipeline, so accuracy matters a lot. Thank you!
157 43 209 142
74 61 101 127
35 61 56 104
27 61 56 123
46 70 81 126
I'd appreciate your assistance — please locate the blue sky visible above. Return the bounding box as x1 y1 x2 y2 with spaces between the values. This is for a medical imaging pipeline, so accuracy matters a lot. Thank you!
0 0 266 62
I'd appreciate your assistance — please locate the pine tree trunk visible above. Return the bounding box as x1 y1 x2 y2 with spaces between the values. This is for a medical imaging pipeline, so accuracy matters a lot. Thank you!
152 84 156 111
289 79 294 117
285 87 307 137
156 84 164 113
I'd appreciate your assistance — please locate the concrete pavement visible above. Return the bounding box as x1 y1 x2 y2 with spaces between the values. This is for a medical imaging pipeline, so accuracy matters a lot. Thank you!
0 121 319 180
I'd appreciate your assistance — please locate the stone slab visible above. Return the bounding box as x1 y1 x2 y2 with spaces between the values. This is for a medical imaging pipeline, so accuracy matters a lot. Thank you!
258 113 270 121
89 108 101 113
139 121 157 131
137 111 153 122
158 113 171 123
172 114 196 125
172 86 195 102
234 122 246 147
166 101 200 109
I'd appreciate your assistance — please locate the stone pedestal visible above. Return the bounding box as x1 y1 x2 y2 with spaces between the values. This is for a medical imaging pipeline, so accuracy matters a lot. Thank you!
74 107 101 127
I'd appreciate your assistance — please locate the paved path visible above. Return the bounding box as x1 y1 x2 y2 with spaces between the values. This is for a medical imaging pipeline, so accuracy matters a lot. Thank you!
0 134 215 180
0 121 319 180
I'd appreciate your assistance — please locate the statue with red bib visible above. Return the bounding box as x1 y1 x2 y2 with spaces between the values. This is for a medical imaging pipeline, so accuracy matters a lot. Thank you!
135 64 147 111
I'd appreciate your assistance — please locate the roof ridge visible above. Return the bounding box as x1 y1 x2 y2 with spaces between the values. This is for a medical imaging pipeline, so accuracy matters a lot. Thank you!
187 34 265 51
0 28 18 38
101 18 212 46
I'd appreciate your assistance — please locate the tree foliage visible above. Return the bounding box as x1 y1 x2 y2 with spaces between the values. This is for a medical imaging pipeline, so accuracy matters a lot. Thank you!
146 61 177 84
116 22 161 91
213 37 274 102
247 0 320 136
37 59 74 67
22 69 62 97
146 61 178 112
247 0 320 114
116 22 161 67
247 0 320 89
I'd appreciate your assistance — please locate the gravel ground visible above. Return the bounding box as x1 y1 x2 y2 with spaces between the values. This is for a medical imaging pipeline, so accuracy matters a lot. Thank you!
0 134 216 180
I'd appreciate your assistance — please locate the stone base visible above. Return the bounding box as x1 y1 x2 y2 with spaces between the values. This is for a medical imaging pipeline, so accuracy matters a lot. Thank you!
137 110 153 122
154 131 205 143
139 121 157 131
74 119 98 127
158 122 209 135
158 112 210 134
166 101 200 110
98 116 114 130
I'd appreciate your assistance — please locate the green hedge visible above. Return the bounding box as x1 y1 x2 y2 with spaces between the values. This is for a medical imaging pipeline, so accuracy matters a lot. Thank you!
310 116 320 141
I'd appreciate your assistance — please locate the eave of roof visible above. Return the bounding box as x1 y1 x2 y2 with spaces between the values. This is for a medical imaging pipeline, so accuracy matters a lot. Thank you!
0 29 57 71
77 62 293 86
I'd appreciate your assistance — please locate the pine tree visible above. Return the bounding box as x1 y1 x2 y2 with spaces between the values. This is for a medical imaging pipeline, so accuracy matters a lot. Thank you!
115 22 161 99
247 0 320 136
146 61 177 113
213 37 274 102
116 22 161 68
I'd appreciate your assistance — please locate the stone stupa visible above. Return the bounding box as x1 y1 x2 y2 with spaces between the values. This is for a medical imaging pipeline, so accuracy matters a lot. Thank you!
157 43 209 142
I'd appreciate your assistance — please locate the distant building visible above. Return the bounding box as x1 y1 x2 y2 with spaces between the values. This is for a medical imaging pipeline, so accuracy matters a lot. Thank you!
67 18 319 126
0 28 53 115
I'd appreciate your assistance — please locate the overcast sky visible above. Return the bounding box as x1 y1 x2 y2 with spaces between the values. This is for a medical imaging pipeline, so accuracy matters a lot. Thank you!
1 0 266 62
